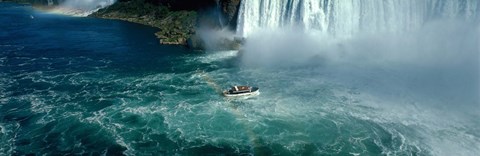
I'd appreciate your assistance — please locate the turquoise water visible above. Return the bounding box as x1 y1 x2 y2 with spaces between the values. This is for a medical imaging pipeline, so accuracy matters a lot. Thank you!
1 2 479 155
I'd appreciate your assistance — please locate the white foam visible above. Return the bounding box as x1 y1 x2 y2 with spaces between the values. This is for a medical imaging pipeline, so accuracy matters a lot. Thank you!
1 42 477 155
197 50 238 64
50 7 102 17
50 0 116 17
0 122 19 155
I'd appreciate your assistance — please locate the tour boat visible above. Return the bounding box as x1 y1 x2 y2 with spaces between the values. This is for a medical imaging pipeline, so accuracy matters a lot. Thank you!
223 86 259 97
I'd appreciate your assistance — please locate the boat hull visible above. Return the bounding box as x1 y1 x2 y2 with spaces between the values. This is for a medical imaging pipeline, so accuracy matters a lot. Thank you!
223 87 259 97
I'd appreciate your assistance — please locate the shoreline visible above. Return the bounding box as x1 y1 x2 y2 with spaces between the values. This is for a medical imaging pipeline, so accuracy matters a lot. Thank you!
10 0 196 46
89 1 197 46
90 13 196 46
4 0 242 50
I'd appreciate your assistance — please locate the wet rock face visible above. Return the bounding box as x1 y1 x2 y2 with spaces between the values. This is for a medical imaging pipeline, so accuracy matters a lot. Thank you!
220 0 241 30
174 0 243 50
110 0 242 34
165 0 240 30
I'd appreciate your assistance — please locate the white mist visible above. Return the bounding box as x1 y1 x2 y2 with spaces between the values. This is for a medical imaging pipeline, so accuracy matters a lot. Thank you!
55 0 116 16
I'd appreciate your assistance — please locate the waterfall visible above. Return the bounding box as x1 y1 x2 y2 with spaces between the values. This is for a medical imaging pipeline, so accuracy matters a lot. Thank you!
236 0 480 37
55 0 116 16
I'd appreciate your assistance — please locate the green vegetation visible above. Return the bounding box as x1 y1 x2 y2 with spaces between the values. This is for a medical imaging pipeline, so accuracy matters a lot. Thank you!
98 0 168 18
91 0 197 45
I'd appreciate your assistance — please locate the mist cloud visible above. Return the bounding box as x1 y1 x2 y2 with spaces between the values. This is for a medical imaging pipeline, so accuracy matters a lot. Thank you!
240 19 479 111
54 0 116 16
61 0 116 10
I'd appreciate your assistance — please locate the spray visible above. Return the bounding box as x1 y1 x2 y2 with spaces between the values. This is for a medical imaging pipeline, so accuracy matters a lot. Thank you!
54 0 116 16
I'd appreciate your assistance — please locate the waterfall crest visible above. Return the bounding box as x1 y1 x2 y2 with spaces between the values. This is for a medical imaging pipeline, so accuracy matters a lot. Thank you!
236 0 480 37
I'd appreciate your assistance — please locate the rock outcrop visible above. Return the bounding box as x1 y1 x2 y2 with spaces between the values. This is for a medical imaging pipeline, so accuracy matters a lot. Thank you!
186 0 243 50
220 0 241 30
90 0 197 45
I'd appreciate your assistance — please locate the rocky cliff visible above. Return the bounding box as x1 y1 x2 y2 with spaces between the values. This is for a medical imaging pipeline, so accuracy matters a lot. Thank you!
220 0 241 30
91 0 197 45
92 0 242 49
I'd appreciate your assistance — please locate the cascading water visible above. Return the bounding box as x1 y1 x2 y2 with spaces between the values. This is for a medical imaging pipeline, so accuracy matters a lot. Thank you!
54 0 116 16
236 1 480 155
236 0 480 37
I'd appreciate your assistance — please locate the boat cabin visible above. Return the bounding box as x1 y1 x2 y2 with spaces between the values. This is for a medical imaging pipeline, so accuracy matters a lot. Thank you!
223 85 259 97
230 86 251 93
